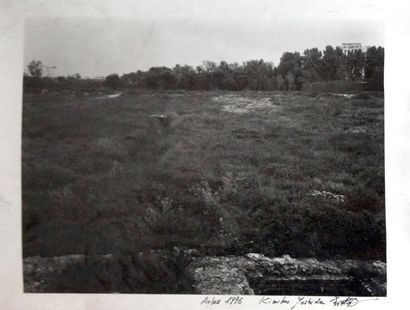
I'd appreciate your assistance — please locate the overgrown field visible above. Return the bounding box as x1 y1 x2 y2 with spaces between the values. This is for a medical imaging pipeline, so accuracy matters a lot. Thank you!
22 90 385 262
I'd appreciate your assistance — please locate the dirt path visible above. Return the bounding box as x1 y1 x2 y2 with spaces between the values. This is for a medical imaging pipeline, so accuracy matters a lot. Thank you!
213 94 281 114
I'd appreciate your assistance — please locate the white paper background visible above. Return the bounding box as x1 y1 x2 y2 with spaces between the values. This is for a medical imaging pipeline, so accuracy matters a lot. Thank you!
1 1 409 309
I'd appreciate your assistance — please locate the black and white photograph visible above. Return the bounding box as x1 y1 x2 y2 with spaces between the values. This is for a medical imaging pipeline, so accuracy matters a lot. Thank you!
18 2 388 297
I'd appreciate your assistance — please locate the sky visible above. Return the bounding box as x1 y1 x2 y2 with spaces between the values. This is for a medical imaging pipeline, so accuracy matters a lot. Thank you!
23 0 384 77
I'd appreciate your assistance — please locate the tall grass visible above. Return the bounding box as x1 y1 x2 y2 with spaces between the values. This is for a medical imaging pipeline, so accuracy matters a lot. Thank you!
22 90 385 262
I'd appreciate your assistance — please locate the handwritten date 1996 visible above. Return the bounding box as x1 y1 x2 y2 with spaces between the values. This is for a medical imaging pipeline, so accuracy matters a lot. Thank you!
200 296 243 306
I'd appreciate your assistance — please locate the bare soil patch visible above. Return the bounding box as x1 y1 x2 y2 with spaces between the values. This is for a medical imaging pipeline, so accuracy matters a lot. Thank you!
213 94 281 114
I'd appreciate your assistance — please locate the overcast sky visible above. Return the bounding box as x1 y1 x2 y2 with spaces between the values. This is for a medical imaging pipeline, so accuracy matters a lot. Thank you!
23 0 384 77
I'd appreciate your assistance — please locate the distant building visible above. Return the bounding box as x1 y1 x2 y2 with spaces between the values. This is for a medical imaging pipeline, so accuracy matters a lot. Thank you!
341 43 368 55
340 43 368 79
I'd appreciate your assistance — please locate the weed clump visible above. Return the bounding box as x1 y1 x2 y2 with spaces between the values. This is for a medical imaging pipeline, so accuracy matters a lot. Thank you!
23 91 385 263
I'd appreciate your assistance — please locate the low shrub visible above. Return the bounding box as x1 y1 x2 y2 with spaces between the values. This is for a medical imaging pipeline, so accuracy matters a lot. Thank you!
44 250 194 293
303 80 364 93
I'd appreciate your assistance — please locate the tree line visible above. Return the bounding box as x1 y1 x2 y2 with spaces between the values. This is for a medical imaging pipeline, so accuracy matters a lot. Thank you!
24 45 384 92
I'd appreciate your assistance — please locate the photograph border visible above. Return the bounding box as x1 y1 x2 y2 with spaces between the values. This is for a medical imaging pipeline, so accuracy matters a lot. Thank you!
1 0 410 309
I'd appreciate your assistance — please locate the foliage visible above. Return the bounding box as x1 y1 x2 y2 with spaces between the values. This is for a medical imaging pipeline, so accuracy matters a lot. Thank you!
278 52 302 90
23 91 385 262
364 46 384 91
301 48 323 83
24 45 384 92
302 80 365 93
27 60 43 78
43 250 194 293
104 74 122 90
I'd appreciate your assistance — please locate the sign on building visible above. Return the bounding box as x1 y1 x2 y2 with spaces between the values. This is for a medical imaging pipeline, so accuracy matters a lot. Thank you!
342 43 363 55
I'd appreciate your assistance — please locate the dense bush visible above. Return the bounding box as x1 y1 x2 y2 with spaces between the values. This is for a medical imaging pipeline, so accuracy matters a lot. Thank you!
23 75 105 92
303 80 364 93
230 197 385 260
44 250 194 293
104 74 122 90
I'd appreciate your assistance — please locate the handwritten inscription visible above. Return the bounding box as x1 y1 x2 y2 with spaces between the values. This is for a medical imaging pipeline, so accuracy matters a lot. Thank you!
200 296 379 308
225 296 243 305
291 297 326 309
200 296 221 305
329 297 359 307
329 296 378 307
259 296 291 305
200 296 243 306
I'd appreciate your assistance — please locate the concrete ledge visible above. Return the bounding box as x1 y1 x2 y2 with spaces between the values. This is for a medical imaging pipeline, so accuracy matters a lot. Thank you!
186 253 386 296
